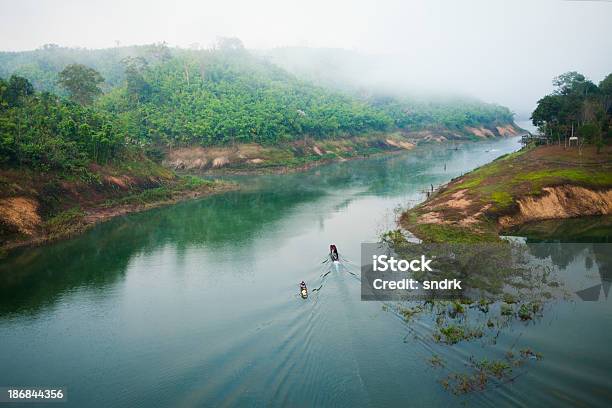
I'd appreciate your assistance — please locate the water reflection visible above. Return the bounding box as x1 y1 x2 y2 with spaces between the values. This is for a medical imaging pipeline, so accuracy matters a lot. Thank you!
514 217 612 289
0 140 515 317
0 188 326 316
510 215 612 243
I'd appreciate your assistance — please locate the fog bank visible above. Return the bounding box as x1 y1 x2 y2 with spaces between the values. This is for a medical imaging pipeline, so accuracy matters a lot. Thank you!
1 0 610 117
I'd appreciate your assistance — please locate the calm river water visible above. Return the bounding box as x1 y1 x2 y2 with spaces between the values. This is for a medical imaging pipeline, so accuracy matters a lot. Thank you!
1 137 611 407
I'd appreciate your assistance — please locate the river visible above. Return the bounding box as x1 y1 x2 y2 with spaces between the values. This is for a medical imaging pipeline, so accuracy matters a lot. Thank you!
1 137 611 407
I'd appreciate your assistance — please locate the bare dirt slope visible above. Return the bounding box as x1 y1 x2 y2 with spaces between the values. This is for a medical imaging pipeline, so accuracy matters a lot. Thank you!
401 145 612 242
0 161 233 255
163 125 520 174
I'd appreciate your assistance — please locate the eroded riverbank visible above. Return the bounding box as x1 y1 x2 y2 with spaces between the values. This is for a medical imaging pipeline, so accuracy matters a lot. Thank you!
164 125 521 175
400 145 612 242
0 162 236 256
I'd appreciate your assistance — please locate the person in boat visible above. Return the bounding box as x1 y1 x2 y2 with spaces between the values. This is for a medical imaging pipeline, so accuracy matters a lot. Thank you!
299 281 308 298
330 244 339 261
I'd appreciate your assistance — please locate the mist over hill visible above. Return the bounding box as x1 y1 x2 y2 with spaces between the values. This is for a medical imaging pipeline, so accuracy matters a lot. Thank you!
0 42 516 172
1 43 511 105
258 46 453 99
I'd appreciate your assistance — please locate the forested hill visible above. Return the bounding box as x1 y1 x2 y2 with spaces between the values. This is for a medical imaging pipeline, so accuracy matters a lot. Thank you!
0 42 515 171
0 44 152 94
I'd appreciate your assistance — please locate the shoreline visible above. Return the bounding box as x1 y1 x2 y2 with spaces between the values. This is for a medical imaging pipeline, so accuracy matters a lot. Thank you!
0 180 237 257
193 149 407 176
0 129 522 256
0 145 405 255
400 145 612 243
164 125 524 176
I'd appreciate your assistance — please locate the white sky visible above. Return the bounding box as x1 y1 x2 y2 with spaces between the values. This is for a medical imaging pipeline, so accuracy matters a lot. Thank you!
1 0 611 116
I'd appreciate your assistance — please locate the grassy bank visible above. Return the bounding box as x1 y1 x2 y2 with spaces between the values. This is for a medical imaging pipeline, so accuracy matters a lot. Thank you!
400 144 612 242
0 159 235 255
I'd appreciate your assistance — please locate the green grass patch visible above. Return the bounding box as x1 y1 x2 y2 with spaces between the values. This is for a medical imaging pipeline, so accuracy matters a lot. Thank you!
44 207 86 235
435 324 484 345
398 305 424 321
500 303 514 316
114 159 174 179
514 169 612 187
474 359 512 379
412 223 498 243
490 191 513 208
108 187 174 206
179 175 214 188
448 176 483 191
518 302 541 321
102 175 219 208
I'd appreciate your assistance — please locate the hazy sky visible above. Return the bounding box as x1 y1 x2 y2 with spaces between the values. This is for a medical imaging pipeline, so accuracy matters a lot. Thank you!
1 0 611 116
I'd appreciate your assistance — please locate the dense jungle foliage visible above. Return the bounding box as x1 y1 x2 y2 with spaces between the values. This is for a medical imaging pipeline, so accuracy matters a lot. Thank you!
531 71 612 149
0 42 514 171
0 75 123 170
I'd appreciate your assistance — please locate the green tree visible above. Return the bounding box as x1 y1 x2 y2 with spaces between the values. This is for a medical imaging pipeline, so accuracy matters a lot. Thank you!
553 71 598 97
533 71 611 146
599 73 612 115
122 57 151 103
4 75 34 107
57 64 104 105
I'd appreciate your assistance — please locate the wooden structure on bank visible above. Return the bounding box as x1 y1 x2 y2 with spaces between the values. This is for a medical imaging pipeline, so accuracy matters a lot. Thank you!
520 132 548 146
